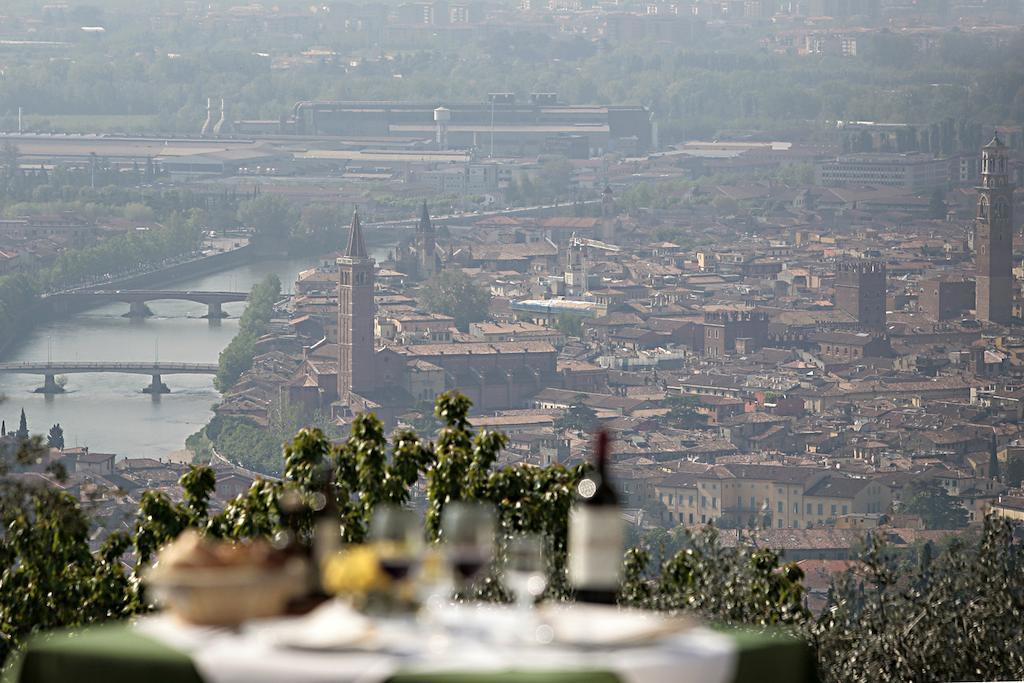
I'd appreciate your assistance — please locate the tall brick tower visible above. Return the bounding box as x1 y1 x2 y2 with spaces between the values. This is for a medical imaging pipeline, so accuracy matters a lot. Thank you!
835 260 887 331
975 134 1014 325
416 201 437 280
337 211 375 406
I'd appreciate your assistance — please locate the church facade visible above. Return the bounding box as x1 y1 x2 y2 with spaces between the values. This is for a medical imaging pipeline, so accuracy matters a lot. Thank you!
335 210 558 424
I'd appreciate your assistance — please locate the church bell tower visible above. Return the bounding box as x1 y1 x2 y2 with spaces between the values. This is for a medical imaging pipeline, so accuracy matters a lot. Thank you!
416 201 437 280
975 134 1014 325
338 211 375 406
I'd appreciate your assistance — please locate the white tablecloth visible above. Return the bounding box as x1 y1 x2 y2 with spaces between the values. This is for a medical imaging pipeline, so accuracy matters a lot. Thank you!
136 602 737 683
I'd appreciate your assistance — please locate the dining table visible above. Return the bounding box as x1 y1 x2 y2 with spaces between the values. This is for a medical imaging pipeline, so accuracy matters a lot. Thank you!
6 601 818 683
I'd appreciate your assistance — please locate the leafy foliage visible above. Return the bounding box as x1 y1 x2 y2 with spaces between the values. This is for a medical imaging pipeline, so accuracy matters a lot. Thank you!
214 274 281 392
46 424 64 450
418 269 491 332
0 438 135 665
814 518 1024 683
665 394 706 428
553 398 599 435
901 479 969 530
621 527 809 627
237 195 296 244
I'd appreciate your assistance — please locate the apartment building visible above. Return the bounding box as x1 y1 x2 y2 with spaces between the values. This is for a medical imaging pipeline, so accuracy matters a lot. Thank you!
654 463 894 529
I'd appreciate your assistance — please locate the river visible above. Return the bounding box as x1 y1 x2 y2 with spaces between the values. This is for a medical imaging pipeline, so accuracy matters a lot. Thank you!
0 247 390 459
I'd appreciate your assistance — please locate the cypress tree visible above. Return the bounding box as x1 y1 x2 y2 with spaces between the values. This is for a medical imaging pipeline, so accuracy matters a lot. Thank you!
15 408 28 440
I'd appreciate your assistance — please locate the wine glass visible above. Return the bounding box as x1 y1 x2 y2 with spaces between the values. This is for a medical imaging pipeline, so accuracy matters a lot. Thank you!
441 501 497 594
369 505 423 584
504 534 547 610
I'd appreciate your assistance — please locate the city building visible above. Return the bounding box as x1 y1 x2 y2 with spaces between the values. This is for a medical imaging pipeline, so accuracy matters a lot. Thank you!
975 135 1014 325
834 260 886 330
816 153 949 192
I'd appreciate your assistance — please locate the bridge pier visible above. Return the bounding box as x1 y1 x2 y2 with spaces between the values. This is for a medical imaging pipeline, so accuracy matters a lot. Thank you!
204 301 227 319
126 301 153 318
142 374 170 395
34 374 65 395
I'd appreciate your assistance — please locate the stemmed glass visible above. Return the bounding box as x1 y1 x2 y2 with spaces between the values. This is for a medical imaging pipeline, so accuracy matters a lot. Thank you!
369 505 423 584
504 534 547 610
441 501 497 595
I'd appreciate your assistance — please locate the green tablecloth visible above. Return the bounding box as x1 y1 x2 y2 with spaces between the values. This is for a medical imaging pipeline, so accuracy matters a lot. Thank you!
6 622 818 683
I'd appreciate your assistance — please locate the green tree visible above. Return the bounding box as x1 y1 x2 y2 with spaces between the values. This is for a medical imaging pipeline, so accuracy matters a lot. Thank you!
902 479 968 530
665 394 705 428
214 274 281 392
15 409 28 440
538 157 574 201
47 424 65 450
237 194 295 243
1007 456 1024 487
0 437 135 665
815 517 1024 682
418 269 491 332
553 397 598 434
553 313 584 338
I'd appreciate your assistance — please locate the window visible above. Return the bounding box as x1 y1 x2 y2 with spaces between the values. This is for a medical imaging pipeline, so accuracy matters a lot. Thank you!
688 495 694 506
842 505 848 515
712 497 718 509
817 503 823 515
667 494 674 505
806 503 812 514
689 513 694 524
750 496 756 509
737 497 743 510
777 519 783 529
701 496 706 508
831 504 837 516
777 501 783 513
793 503 799 515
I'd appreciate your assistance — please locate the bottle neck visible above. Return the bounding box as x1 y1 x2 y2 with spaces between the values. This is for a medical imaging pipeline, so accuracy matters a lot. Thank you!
594 448 608 481
593 430 610 481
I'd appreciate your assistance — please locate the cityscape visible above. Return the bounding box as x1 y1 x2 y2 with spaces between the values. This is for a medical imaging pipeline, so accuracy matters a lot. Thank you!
2 0 1024 681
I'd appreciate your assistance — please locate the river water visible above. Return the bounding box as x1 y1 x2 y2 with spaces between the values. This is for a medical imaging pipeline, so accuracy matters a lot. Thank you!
0 248 390 459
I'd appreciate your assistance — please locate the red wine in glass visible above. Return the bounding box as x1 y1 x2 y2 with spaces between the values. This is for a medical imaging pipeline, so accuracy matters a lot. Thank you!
379 557 414 581
451 550 488 582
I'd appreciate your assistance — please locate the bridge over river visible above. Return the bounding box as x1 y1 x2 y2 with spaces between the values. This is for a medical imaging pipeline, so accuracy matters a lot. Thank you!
0 361 218 395
47 289 249 318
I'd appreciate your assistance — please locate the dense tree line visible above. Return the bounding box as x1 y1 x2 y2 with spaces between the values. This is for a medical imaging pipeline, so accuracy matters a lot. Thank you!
214 274 282 392
2 392 1023 681
2 12 1023 144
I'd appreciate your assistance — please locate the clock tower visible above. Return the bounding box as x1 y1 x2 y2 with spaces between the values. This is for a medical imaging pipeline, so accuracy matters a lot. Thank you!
975 134 1014 325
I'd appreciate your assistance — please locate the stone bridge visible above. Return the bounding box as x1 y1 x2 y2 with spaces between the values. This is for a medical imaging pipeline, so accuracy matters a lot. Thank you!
0 361 218 395
56 290 249 318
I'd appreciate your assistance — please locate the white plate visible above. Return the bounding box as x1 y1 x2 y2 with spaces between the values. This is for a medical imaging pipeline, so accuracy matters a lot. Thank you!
539 604 694 648
249 601 378 651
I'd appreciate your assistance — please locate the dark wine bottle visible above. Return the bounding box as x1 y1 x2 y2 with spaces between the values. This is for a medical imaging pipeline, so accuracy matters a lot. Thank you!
312 469 341 596
568 429 624 604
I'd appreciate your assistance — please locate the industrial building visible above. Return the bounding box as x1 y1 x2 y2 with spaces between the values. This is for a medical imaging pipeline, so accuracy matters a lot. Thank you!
242 95 654 157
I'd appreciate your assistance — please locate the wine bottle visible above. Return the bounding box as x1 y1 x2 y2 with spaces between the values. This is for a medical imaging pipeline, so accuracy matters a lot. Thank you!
568 429 624 604
312 469 341 595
